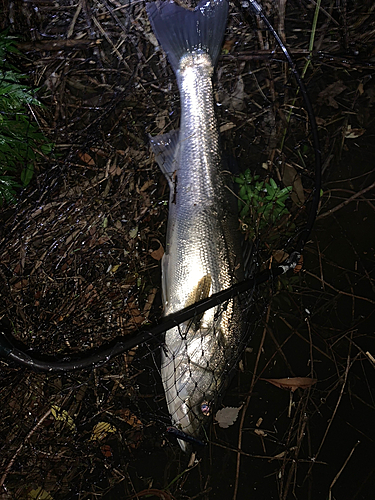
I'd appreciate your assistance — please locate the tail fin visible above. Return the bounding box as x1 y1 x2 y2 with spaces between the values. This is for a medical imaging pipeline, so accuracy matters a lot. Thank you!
146 0 228 73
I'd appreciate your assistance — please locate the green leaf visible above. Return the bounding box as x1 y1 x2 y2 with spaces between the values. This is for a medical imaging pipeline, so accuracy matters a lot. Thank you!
0 32 54 204
238 185 246 199
240 204 250 217
21 164 34 186
0 175 20 205
275 199 286 207
269 178 277 189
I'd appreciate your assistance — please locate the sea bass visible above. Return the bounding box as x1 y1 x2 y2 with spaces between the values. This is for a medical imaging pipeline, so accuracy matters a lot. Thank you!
146 0 245 450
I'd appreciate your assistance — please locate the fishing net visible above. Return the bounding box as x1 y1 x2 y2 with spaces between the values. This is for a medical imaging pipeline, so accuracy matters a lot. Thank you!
1 1 374 499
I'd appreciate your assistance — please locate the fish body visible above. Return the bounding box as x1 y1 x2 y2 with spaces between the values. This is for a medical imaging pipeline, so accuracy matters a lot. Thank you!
147 0 245 450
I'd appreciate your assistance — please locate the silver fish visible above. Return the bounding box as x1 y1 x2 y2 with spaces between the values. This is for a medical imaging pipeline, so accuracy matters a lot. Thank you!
147 0 245 450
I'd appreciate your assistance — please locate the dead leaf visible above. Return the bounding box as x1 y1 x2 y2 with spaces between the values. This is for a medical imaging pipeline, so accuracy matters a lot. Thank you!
90 422 117 441
282 164 305 206
100 444 113 458
116 408 142 428
129 226 138 239
97 236 110 245
261 377 317 392
223 76 248 112
317 81 347 108
155 109 168 130
12 279 29 290
315 116 326 127
111 264 121 274
273 250 289 263
127 299 145 326
51 405 76 432
13 263 22 274
108 162 118 176
140 179 154 192
27 487 53 499
150 239 164 261
144 30 159 48
215 406 243 428
78 151 95 166
143 287 158 318
344 124 365 139
222 39 235 52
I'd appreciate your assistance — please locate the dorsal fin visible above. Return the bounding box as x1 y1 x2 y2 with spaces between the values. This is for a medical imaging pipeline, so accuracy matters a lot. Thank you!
149 129 179 190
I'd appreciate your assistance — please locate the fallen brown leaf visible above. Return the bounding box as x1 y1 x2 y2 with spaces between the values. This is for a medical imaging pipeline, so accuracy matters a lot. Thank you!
344 125 366 139
282 164 305 206
261 377 317 392
222 39 235 52
272 249 289 263
150 239 164 261
116 408 142 428
101 444 113 458
127 300 145 326
12 279 29 290
78 151 95 166
317 81 347 109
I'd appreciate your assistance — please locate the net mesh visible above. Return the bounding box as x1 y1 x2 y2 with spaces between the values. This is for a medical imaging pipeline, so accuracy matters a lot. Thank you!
0 1 337 499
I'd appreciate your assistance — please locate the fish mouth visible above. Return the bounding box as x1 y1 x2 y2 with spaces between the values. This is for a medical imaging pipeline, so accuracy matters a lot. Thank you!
170 399 204 452
167 383 214 450
162 337 218 450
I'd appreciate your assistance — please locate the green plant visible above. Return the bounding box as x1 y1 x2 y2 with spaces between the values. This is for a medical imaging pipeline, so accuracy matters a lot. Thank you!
0 31 53 205
235 169 292 239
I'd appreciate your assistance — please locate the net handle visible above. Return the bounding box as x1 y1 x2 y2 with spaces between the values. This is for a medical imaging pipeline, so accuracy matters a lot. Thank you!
0 252 300 372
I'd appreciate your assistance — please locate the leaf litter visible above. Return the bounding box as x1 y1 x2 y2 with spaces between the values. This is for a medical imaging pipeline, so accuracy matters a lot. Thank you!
0 1 374 499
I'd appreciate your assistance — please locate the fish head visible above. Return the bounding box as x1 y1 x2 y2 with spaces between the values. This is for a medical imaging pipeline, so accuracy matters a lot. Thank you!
163 325 223 451
170 372 216 452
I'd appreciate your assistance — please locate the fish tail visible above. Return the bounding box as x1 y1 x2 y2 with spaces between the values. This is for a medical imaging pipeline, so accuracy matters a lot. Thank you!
146 0 229 73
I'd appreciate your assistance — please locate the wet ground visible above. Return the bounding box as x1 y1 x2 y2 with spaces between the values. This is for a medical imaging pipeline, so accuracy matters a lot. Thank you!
0 1 375 499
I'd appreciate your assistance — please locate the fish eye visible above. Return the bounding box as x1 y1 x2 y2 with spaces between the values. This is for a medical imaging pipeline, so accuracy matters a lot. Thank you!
201 401 210 417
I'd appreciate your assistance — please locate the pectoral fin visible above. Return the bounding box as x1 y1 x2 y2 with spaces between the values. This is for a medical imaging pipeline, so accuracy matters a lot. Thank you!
184 275 212 331
185 275 212 308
